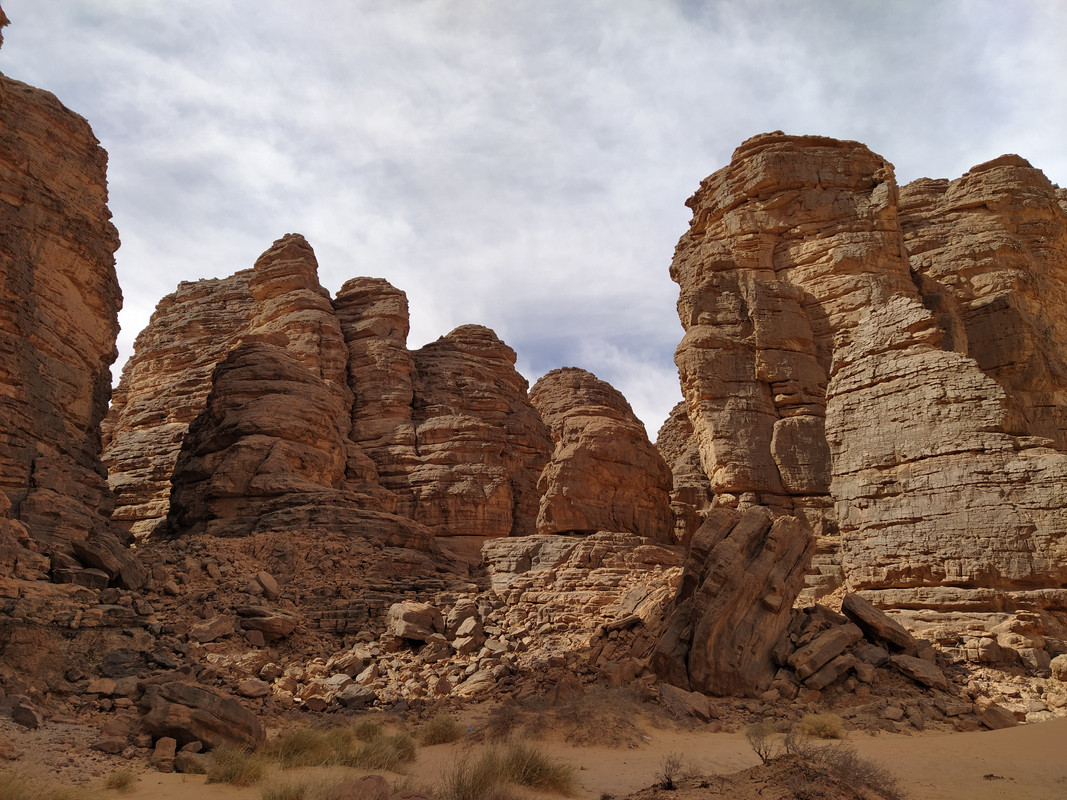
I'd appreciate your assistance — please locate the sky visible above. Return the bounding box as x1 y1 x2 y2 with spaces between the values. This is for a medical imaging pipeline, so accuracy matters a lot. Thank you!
2 1 1066 436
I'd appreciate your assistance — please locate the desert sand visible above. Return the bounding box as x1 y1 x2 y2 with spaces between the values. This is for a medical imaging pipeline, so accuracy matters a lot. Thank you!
62 716 1066 800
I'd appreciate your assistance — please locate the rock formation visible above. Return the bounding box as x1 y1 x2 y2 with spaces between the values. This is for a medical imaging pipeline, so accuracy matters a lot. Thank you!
531 367 672 540
106 247 552 542
670 132 1067 614
102 234 378 540
0 55 142 586
655 400 713 545
651 507 815 695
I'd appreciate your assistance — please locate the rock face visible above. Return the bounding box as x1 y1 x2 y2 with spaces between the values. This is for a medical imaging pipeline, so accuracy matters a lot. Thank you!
0 63 139 584
670 132 1067 610
655 400 713 545
336 285 553 538
651 506 815 696
531 368 672 540
106 246 551 542
103 234 367 539
403 325 553 537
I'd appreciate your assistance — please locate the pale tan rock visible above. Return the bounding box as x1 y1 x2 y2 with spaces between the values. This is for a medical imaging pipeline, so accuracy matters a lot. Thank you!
531 368 672 540
670 132 1067 613
787 623 863 681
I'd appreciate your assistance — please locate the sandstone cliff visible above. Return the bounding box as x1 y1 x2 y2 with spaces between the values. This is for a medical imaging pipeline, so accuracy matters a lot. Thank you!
670 132 1067 613
0 64 140 586
531 367 672 540
105 251 552 542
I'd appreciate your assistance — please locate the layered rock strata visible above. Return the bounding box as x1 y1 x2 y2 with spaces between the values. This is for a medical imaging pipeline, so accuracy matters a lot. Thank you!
531 367 671 540
655 400 713 545
0 58 140 585
103 234 387 540
671 132 1067 609
651 506 815 696
106 246 551 541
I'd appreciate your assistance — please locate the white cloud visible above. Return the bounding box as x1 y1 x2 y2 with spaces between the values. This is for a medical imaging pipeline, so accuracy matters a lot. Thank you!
2 0 1065 435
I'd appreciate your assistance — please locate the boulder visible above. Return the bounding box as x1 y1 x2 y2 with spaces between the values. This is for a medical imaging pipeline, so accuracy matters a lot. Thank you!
651 506 816 696
139 681 265 750
889 654 948 691
841 593 917 653
387 601 444 641
788 624 863 681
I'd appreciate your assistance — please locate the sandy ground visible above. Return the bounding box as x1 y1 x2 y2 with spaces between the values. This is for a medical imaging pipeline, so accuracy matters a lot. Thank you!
26 715 1063 800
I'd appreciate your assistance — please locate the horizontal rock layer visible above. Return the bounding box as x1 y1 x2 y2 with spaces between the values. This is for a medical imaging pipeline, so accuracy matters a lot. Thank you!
671 132 1067 607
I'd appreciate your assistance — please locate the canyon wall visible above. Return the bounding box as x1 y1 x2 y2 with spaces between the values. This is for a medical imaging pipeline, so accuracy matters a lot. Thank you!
0 63 142 586
670 132 1067 610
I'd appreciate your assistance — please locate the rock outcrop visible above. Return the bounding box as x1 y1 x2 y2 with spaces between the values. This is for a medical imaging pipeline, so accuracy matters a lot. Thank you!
651 507 815 696
655 400 713 545
531 368 672 540
165 342 429 547
106 246 552 542
402 325 553 537
670 132 1067 613
103 234 376 540
0 57 141 585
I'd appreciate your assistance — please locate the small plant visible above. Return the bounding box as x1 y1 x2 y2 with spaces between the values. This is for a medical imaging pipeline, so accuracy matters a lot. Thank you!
440 741 575 800
744 719 779 764
657 752 684 790
104 769 137 793
266 726 336 768
261 775 339 800
441 750 507 800
501 741 575 794
420 712 462 745
206 744 266 786
798 712 844 740
352 719 383 741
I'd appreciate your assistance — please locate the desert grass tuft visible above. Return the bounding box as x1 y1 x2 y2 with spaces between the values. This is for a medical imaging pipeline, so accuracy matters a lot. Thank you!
797 712 845 740
103 769 137 793
419 712 462 745
206 744 266 786
439 741 574 800
0 770 101 800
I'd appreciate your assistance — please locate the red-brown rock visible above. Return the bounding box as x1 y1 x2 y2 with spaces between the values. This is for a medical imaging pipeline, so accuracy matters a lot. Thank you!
531 368 671 540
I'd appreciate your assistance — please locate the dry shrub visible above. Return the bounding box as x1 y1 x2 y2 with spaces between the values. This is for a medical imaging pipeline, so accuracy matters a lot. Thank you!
550 685 647 747
779 737 905 800
1 769 100 800
206 744 266 786
104 769 137 793
420 712 462 745
798 712 844 739
656 752 687 790
440 741 575 800
744 719 779 764
264 722 415 773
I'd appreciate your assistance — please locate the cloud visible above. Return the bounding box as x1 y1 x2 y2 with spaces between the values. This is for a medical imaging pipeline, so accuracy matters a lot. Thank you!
2 0 1065 436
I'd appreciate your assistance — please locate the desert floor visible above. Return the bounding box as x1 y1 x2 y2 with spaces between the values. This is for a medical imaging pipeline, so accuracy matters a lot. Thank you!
32 714 1064 800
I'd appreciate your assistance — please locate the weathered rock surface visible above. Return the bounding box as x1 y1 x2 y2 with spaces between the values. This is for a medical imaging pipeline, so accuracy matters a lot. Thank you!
651 506 815 695
656 400 714 545
671 132 1067 613
138 680 265 750
0 59 147 586
166 341 429 546
402 325 553 537
104 234 366 539
531 368 671 540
